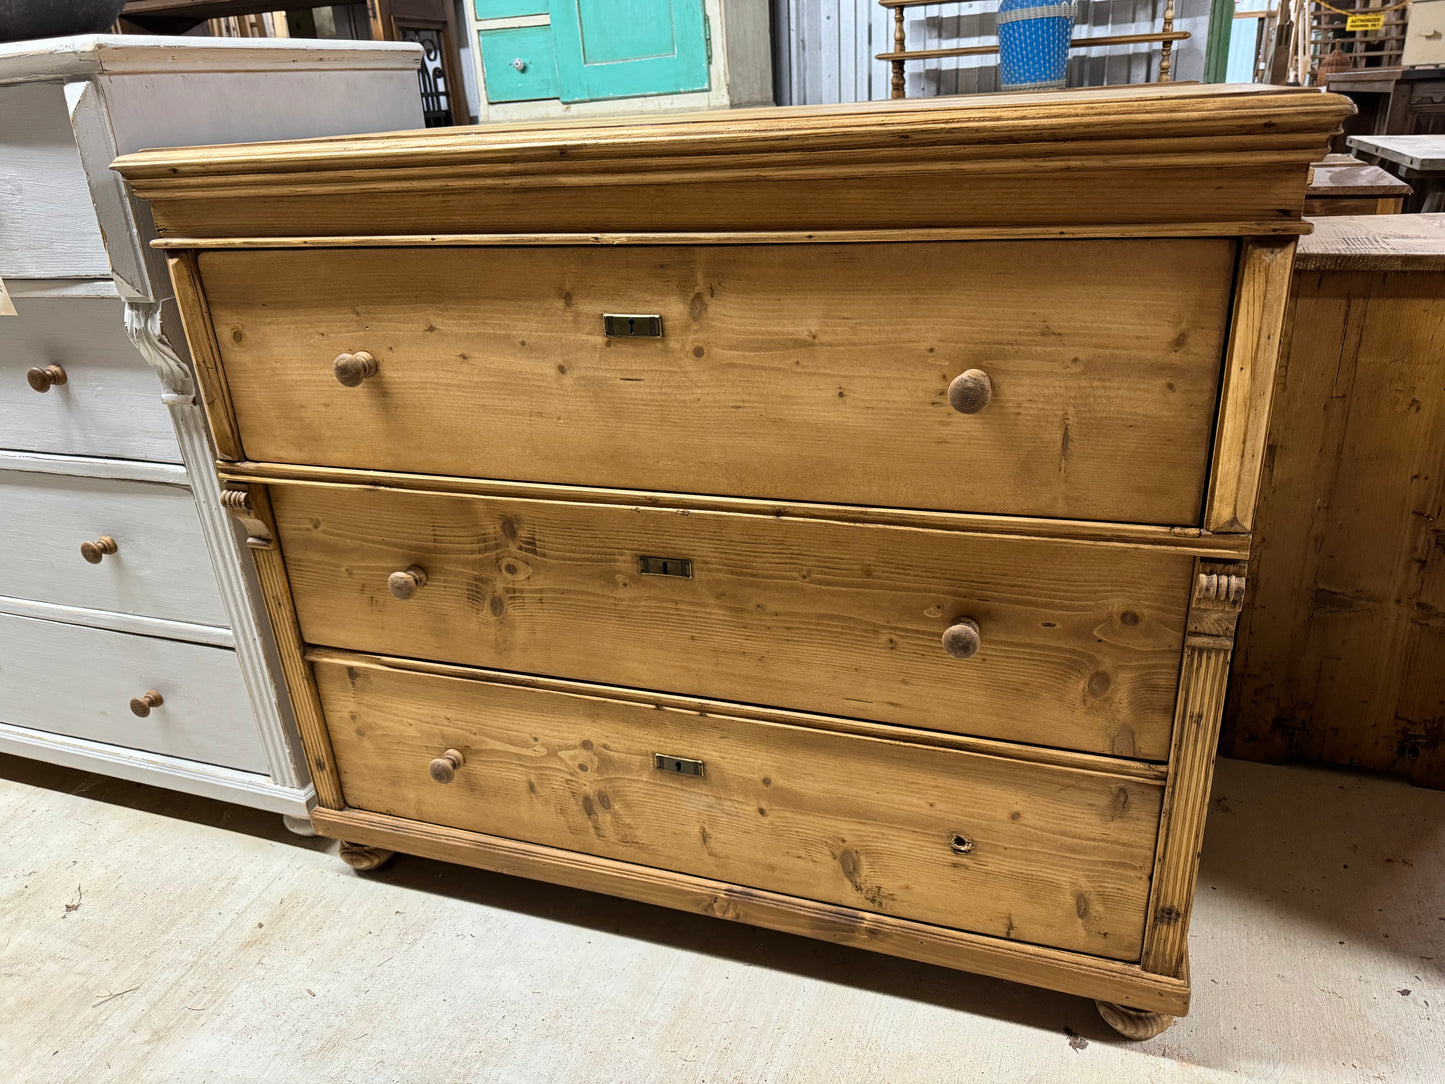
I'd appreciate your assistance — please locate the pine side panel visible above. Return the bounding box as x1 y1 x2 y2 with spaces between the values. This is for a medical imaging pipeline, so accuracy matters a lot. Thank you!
1226 267 1445 787
1222 273 1369 761
1205 238 1297 534
167 252 244 462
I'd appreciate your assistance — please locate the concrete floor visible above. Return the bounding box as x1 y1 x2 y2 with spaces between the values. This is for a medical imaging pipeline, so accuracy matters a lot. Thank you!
0 754 1440 1083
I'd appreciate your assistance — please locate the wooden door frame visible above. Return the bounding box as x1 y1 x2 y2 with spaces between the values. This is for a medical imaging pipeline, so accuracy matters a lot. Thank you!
370 0 469 125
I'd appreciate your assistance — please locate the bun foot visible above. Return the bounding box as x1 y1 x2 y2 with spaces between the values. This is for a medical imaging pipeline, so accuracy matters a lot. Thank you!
1096 1000 1174 1040
338 841 395 871
282 814 317 837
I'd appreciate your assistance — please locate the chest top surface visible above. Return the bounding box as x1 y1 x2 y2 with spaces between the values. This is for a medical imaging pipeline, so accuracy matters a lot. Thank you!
114 84 1355 241
0 34 422 85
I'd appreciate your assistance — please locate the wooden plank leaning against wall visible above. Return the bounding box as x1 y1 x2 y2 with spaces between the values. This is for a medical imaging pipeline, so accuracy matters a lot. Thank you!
1225 214 1445 789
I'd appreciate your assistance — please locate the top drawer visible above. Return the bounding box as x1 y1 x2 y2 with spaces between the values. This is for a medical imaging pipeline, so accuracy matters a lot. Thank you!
200 239 1234 524
1 296 180 463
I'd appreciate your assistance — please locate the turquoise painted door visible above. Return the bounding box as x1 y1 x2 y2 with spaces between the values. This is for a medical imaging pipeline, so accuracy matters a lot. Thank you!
549 0 710 103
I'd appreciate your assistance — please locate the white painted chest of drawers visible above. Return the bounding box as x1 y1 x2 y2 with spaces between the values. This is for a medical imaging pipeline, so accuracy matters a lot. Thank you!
0 36 425 817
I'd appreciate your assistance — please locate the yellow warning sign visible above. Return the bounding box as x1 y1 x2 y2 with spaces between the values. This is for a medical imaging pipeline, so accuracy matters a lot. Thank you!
1346 12 1386 30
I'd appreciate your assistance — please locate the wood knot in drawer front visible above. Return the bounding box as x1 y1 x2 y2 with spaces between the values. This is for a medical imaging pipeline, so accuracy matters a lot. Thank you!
832 844 898 912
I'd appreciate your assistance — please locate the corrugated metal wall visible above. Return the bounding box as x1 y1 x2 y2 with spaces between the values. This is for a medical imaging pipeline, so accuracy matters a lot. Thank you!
772 0 1210 105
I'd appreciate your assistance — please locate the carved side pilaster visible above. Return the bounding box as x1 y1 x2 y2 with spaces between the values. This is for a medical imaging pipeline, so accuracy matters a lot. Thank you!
123 300 194 401
221 485 275 550
1140 558 1248 978
121 300 308 793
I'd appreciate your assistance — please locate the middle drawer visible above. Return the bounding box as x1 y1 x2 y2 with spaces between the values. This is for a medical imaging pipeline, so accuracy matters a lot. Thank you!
273 483 1192 758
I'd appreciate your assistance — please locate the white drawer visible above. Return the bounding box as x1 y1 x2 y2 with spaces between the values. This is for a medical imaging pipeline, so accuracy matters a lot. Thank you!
0 613 265 772
0 81 111 280
0 467 228 628
0 295 180 462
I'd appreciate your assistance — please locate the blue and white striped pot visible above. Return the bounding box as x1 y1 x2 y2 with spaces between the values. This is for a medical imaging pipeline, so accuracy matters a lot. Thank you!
997 0 1075 91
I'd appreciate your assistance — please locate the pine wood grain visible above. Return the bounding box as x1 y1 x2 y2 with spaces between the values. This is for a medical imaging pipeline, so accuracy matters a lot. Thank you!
310 806 1190 1015
273 482 1193 759
222 463 1252 557
168 252 244 463
202 240 1232 525
132 86 1342 1012
112 84 1352 240
315 655 1163 959
1225 267 1445 788
219 484 343 808
1141 561 1246 976
304 644 1168 780
1205 238 1297 534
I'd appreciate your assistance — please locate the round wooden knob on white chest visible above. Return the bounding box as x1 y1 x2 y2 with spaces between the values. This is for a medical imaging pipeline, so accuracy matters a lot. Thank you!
26 365 67 392
80 536 118 564
129 689 164 717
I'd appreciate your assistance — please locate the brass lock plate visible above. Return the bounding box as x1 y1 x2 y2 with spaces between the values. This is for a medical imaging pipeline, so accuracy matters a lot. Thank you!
654 753 705 777
638 555 692 578
603 313 663 338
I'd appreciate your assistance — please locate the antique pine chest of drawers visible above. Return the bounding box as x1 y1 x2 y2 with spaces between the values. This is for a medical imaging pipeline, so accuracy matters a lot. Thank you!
115 84 1352 1036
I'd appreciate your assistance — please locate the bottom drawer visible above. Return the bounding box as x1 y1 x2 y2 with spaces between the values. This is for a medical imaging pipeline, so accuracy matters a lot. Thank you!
0 613 266 772
317 657 1163 960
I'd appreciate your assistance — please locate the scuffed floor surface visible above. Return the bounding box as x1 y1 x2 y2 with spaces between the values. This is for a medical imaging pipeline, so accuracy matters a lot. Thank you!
0 754 1440 1083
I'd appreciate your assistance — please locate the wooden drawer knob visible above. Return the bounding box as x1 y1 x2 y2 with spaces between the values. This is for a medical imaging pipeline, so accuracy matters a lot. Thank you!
26 365 67 393
332 351 378 387
80 536 118 564
387 565 428 600
129 689 164 717
947 369 992 414
429 748 465 784
942 618 981 660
